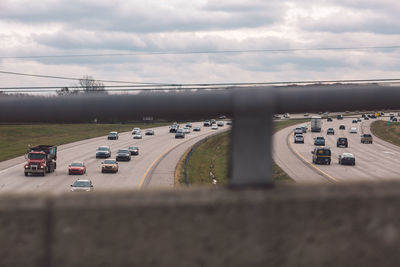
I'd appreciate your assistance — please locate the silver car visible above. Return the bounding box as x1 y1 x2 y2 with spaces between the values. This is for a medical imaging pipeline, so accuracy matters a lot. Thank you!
70 179 94 192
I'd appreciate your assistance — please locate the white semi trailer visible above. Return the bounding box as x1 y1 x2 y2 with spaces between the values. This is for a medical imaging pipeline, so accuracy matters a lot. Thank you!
311 116 322 132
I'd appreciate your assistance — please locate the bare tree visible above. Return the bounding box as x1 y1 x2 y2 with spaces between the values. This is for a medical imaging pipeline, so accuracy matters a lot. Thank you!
79 75 107 94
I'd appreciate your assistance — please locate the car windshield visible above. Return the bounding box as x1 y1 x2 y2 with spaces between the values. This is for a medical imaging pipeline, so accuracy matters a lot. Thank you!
317 149 331 156
316 137 324 140
129 146 138 150
364 134 372 137
118 149 129 153
28 153 45 160
104 160 116 164
177 130 183 133
339 138 347 141
109 133 117 136
71 162 83 167
72 181 91 187
97 147 109 151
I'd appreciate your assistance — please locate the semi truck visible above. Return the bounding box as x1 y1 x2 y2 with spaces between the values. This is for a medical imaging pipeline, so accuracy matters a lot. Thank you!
24 145 57 176
311 116 322 132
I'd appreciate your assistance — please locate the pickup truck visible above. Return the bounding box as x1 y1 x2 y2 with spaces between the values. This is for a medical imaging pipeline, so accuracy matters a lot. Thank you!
361 134 373 144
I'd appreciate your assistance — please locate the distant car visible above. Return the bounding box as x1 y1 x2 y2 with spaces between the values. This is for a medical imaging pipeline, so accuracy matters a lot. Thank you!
312 147 331 165
283 113 290 118
339 125 345 130
294 127 303 135
300 124 308 133
338 153 356 166
273 115 281 120
193 126 201 132
337 115 344 120
294 134 304 144
352 119 358 123
185 122 192 128
392 117 398 122
370 114 376 119
203 121 211 127
357 117 362 122
360 134 373 144
314 136 325 146
170 125 179 133
349 127 357 134
101 159 118 173
304 113 309 117
70 179 94 192
362 114 366 118
327 117 333 122
175 129 185 138
128 146 139 155
183 127 190 134
96 146 111 158
327 128 335 135
116 149 131 161
337 137 348 148
68 161 86 175
131 128 141 135
217 121 224 127
108 131 118 140
145 129 155 135
211 124 218 130
364 117 369 120
226 120 232 125
133 133 142 139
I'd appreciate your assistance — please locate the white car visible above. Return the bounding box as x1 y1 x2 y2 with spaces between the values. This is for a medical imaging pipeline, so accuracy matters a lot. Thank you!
183 127 190 134
283 113 290 118
132 128 141 135
133 133 142 139
349 127 357 134
70 179 94 192
294 134 304 143
211 124 218 130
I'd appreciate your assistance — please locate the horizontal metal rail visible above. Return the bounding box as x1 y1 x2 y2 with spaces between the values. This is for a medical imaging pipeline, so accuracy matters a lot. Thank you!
1 84 400 186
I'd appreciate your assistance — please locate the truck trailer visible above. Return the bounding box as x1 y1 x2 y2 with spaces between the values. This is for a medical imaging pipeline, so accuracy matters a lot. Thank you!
24 145 57 176
311 116 322 132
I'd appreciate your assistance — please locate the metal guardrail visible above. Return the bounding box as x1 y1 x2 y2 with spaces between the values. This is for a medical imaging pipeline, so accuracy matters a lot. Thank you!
1 84 400 187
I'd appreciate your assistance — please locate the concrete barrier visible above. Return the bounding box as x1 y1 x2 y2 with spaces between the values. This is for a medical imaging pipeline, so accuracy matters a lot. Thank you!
2 181 400 267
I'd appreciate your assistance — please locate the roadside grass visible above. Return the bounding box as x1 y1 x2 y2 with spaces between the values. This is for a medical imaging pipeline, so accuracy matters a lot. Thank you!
371 120 400 146
177 119 309 186
0 122 169 162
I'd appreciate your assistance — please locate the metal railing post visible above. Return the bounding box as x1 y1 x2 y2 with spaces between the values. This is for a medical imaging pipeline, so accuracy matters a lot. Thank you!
229 88 275 187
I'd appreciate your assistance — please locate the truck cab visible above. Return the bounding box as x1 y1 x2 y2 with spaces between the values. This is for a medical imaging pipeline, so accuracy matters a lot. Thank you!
24 145 57 176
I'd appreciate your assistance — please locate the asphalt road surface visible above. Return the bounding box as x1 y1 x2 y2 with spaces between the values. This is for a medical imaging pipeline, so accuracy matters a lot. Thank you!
0 122 228 194
274 116 400 183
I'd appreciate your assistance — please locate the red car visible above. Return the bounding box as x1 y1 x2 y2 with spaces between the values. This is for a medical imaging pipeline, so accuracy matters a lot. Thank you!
68 161 86 175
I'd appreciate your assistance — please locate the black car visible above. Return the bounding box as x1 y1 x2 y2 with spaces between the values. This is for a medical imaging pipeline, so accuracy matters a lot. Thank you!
107 131 118 140
116 149 131 161
337 137 348 148
96 146 111 158
337 115 343 120
185 123 192 128
339 125 345 130
128 146 139 155
193 126 201 132
175 129 185 139
338 153 356 165
169 125 179 133
145 129 155 135
392 118 398 122
364 117 369 120
203 121 211 127
352 119 358 123
327 117 333 122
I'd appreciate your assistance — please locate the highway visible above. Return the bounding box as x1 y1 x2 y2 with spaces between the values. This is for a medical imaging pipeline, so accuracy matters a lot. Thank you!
274 115 400 183
0 122 228 194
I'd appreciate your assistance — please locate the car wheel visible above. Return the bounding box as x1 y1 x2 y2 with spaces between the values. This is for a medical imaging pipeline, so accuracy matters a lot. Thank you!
24 172 28 176
345 145 348 148
328 161 331 165
101 170 104 173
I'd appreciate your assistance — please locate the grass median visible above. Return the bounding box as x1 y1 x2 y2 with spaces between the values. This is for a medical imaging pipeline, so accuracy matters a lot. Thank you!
371 120 400 146
176 119 309 185
0 122 169 162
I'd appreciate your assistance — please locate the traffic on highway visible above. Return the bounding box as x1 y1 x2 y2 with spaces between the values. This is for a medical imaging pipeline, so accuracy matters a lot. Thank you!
274 112 400 183
0 120 228 194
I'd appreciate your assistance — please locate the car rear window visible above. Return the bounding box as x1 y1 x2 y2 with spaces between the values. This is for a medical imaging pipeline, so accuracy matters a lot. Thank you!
317 149 331 156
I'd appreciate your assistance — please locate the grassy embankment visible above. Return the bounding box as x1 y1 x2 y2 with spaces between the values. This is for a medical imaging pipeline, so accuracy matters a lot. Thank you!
0 123 169 162
371 120 400 146
176 119 309 185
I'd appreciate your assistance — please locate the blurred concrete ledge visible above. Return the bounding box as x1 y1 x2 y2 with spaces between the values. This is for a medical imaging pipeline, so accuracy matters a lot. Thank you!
2 181 400 267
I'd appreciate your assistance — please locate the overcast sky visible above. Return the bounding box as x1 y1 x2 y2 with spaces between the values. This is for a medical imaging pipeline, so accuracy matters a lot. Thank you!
1 0 400 89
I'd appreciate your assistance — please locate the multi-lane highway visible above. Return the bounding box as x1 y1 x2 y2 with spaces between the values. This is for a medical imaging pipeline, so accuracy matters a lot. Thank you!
0 122 228 194
274 115 400 183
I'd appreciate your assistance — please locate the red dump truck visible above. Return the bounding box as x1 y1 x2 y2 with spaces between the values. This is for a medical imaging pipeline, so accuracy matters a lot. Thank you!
24 145 57 176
